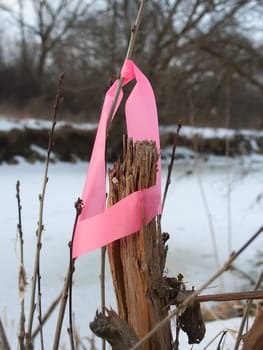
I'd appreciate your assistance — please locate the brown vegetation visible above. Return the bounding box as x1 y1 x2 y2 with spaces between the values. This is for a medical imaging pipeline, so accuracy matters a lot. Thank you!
0 124 262 164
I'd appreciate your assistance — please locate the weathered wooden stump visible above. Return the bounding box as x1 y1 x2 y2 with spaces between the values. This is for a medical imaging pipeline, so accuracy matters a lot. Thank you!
107 138 172 350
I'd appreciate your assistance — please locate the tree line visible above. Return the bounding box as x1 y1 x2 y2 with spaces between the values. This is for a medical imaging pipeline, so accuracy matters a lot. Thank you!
0 0 262 129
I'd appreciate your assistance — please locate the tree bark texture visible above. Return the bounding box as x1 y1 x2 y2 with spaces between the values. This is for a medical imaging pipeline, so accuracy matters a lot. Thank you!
242 302 263 350
107 138 172 350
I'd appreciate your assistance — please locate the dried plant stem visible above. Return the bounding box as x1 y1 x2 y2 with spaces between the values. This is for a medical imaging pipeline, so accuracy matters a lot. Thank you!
26 73 64 349
68 257 76 349
16 181 26 350
106 0 148 125
188 89 222 286
32 292 62 338
197 290 263 303
52 266 71 350
0 318 11 350
197 171 221 277
130 225 263 350
234 270 263 350
100 246 107 350
162 122 182 211
52 198 82 350
37 263 44 350
203 330 228 350
224 78 232 254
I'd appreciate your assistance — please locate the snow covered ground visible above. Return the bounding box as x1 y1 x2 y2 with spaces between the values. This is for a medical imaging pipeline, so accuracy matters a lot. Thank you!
0 115 98 132
1 114 262 139
0 116 262 349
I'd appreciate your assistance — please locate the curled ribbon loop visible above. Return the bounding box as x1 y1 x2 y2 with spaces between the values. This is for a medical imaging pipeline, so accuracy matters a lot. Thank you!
72 59 161 258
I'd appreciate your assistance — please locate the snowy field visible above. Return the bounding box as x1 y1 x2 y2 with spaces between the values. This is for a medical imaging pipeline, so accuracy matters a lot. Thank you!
0 117 263 349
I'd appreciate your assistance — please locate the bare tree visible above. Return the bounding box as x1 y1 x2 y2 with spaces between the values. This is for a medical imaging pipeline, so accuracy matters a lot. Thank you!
10 0 94 82
0 0 262 126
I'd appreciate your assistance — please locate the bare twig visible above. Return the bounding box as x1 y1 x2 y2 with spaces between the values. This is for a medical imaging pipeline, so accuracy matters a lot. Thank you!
230 264 256 285
52 266 71 350
130 225 263 350
26 73 64 349
224 77 232 254
197 163 222 284
16 181 26 350
188 88 222 286
37 263 44 350
100 246 107 350
32 292 62 338
106 0 148 126
162 122 182 211
52 198 83 350
68 200 81 350
203 330 228 350
197 290 263 303
0 318 11 350
217 330 228 349
234 270 263 350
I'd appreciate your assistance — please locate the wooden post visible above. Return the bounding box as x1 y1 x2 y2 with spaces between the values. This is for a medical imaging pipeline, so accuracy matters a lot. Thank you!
107 138 172 350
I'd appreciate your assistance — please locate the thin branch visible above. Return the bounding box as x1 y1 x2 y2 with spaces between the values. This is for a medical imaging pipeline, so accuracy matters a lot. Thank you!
224 76 232 254
37 263 44 350
196 290 263 303
130 225 263 350
100 246 107 350
52 267 71 350
16 181 26 350
203 330 228 350
106 0 148 125
162 122 182 211
52 198 83 350
189 88 222 285
68 207 79 350
0 318 11 350
32 292 62 339
26 73 64 349
230 264 256 285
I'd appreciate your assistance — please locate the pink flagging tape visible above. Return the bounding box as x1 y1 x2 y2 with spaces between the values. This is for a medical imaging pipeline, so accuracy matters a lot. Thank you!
72 59 161 258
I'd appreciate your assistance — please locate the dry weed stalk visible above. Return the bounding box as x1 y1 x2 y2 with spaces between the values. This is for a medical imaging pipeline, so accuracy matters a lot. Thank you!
202 330 228 350
32 292 62 339
188 88 222 285
162 122 182 211
224 78 233 254
52 198 83 350
0 318 11 350
25 73 64 349
16 180 26 349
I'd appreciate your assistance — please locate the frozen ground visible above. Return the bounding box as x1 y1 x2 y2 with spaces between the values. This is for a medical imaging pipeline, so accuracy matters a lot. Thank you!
0 115 98 132
0 116 262 349
1 114 262 138
0 157 262 349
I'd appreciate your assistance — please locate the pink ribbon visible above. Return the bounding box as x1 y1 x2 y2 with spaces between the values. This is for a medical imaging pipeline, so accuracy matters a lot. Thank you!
72 59 161 258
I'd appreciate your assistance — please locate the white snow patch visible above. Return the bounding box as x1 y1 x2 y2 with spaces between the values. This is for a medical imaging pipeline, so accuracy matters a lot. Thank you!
0 115 97 131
